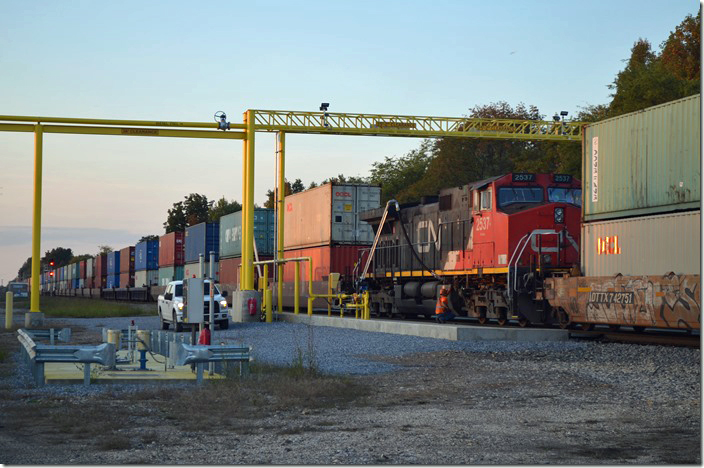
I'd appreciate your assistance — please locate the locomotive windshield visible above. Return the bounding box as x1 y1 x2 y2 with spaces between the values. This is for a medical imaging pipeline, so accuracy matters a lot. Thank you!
498 187 544 208
548 187 582 206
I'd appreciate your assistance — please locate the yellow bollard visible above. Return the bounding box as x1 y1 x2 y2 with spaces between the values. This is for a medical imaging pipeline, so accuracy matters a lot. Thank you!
5 291 13 329
307 296 313 316
265 289 273 323
363 291 370 320
262 264 268 293
294 262 300 314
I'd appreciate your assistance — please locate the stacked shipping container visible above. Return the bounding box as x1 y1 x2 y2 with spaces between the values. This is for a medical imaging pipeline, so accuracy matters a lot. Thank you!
280 183 381 307
158 232 185 286
184 222 220 282
135 240 159 287
219 209 275 296
581 94 700 277
119 246 135 288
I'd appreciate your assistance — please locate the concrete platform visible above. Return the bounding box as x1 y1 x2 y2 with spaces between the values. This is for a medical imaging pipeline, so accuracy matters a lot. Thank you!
43 349 225 385
277 312 569 342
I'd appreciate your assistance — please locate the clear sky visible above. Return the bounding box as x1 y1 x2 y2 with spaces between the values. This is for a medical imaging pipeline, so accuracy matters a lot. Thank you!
0 0 699 285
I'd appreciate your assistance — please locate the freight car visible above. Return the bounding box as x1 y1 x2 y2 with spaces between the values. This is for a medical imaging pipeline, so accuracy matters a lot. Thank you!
360 173 582 326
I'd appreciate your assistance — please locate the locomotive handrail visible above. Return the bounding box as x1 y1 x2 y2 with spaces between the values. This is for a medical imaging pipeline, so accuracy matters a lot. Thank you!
507 229 563 302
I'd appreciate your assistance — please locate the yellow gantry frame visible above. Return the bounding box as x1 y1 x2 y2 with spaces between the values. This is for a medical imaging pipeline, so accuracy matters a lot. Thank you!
0 110 583 313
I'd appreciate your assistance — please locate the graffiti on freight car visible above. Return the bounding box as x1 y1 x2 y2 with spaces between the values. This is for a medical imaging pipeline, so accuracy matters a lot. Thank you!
657 274 700 328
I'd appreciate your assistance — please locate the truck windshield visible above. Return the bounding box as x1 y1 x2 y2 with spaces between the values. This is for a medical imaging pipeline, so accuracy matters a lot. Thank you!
175 284 183 296
498 187 544 207
548 187 582 206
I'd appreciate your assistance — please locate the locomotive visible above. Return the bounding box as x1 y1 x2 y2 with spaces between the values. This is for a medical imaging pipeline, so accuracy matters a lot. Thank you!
359 172 582 326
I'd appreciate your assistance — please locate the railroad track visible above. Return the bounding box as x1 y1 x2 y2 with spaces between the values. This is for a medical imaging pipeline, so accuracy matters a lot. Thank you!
567 329 700 348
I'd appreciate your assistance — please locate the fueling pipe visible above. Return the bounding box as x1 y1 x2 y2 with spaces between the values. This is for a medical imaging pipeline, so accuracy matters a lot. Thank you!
253 257 371 320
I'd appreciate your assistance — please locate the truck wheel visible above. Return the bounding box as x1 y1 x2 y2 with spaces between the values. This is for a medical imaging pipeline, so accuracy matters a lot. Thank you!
218 319 229 330
161 318 170 330
174 311 183 332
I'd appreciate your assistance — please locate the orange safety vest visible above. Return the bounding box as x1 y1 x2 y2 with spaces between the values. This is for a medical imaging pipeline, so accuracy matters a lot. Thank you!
435 295 449 315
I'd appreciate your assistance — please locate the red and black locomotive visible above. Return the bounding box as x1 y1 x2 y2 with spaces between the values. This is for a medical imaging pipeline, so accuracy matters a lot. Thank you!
360 173 582 326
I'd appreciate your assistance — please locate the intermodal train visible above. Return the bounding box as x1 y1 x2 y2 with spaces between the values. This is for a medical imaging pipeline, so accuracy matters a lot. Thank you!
359 172 583 327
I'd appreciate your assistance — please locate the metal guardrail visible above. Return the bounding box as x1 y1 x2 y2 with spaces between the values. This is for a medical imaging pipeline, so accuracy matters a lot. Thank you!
17 328 115 386
23 328 71 344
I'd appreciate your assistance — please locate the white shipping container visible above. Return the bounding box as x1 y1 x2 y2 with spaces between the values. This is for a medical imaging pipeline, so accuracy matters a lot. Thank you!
135 269 160 287
284 183 381 249
581 210 700 277
86 258 94 279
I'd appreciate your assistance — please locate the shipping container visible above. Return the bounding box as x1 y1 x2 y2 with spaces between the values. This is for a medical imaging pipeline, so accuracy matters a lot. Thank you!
135 269 159 287
86 257 94 279
581 210 700 277
72 278 79 289
107 251 120 275
219 209 275 258
283 183 381 249
159 231 185 266
185 222 220 263
158 265 185 286
85 277 94 289
583 94 700 222
119 272 134 288
79 260 86 279
72 262 80 280
67 263 73 281
184 261 219 280
135 240 159 271
95 254 107 278
282 244 368 282
106 274 120 288
119 246 135 274
218 256 274 295
277 245 369 309
78 279 84 289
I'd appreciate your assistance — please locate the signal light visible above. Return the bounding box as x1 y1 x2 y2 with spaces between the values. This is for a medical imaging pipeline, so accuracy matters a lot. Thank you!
49 260 55 267
49 271 54 277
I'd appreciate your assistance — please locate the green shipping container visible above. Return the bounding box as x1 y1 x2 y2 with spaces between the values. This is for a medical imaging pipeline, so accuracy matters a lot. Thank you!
219 208 275 258
158 265 184 286
583 94 700 221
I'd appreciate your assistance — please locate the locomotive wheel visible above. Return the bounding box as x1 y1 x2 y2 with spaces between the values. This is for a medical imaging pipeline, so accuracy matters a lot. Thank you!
518 318 530 328
557 310 571 329
478 317 488 325
496 315 508 326
577 323 594 331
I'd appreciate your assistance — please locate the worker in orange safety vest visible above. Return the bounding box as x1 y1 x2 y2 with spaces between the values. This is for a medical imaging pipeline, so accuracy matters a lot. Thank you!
435 285 456 323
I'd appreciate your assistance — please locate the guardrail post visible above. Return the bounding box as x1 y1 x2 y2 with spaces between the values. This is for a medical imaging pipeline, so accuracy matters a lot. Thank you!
84 363 91 385
35 361 44 387
196 362 204 384
5 291 12 329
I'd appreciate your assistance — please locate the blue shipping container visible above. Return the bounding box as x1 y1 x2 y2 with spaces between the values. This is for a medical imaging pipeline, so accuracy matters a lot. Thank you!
107 251 121 275
185 222 220 263
219 209 275 258
106 274 120 288
73 278 79 289
135 240 159 271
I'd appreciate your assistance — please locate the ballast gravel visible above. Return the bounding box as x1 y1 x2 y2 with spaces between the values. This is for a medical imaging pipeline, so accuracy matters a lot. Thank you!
0 314 700 464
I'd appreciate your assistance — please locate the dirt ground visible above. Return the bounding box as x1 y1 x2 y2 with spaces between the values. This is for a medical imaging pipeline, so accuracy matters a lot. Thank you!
0 322 700 465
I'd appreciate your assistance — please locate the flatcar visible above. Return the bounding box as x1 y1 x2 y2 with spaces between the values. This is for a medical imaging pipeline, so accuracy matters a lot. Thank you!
360 172 582 326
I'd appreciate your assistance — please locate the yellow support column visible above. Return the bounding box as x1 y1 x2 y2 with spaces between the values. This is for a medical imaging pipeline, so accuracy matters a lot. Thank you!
240 133 248 290
294 262 300 314
30 124 43 314
307 258 313 316
5 292 13 329
243 110 256 290
276 132 285 313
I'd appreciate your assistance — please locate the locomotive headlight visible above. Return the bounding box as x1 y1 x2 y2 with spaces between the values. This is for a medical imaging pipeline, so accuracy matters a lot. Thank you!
542 254 552 264
554 207 565 224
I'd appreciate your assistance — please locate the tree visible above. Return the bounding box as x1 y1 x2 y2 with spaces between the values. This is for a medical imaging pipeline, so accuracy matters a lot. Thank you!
660 12 700 83
369 140 434 203
138 235 160 243
164 201 187 233
70 254 93 263
97 245 113 256
263 178 306 209
163 193 213 232
209 197 242 221
17 246 74 279
319 174 369 185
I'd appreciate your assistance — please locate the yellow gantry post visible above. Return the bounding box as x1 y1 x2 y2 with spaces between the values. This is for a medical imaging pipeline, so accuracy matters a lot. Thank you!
242 110 256 291
276 132 285 313
30 124 43 313
294 262 300 314
5 291 12 329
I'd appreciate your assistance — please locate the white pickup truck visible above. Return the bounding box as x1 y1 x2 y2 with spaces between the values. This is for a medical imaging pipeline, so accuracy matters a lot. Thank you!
158 280 230 331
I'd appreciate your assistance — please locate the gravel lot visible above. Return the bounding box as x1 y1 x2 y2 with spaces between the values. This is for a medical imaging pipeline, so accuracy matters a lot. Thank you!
0 313 700 464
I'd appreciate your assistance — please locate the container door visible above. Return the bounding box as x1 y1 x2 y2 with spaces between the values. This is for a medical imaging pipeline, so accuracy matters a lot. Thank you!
355 186 381 243
331 185 357 243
